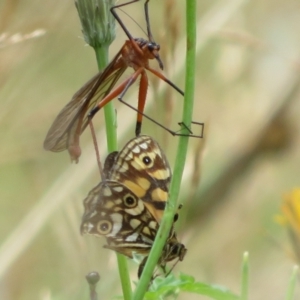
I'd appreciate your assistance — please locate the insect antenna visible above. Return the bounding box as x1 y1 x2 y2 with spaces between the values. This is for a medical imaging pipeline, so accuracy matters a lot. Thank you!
116 7 148 38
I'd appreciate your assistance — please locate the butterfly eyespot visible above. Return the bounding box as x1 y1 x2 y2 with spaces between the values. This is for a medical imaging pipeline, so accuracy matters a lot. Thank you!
124 194 137 207
142 156 152 165
97 220 112 235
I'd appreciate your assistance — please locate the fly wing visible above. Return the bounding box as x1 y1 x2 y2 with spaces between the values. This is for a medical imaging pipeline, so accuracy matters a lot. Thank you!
43 48 127 156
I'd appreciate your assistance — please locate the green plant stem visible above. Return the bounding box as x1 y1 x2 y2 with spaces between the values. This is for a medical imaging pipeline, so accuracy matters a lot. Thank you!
285 265 299 300
132 0 197 298
241 252 249 300
94 45 132 300
94 47 118 152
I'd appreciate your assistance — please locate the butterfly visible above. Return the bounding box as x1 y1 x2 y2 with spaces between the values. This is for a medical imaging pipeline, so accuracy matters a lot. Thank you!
81 135 186 277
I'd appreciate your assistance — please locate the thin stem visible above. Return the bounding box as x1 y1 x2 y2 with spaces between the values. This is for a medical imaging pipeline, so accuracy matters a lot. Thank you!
241 252 249 300
94 44 132 300
94 46 118 152
132 0 197 298
285 265 299 300
79 0 130 297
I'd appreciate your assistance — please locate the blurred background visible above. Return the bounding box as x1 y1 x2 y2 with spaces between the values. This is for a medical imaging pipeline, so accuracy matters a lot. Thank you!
1 0 300 299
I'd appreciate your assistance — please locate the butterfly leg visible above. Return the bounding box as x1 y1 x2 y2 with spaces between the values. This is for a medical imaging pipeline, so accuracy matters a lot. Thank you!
138 256 158 281
137 256 148 279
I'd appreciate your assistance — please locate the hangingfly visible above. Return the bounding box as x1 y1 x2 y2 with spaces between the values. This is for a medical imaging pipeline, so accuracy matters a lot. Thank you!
44 0 203 162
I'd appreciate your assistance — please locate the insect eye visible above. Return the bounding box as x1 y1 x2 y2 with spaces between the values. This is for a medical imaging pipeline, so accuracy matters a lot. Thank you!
171 245 180 255
148 42 160 52
147 43 154 51
142 156 152 165
124 194 137 207
97 220 112 235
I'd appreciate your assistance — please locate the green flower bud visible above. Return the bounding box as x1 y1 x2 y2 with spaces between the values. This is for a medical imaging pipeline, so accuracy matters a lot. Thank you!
75 0 116 48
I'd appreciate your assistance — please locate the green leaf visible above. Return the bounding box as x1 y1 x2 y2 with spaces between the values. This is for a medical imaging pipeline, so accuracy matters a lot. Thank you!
144 273 239 300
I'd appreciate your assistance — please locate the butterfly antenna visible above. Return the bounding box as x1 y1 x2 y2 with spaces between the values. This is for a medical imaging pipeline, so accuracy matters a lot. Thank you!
89 121 104 180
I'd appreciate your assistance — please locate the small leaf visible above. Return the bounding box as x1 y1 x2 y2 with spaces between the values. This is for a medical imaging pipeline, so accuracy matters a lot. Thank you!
144 273 239 300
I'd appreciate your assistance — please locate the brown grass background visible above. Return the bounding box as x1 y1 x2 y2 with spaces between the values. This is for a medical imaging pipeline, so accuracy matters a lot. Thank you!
1 0 300 299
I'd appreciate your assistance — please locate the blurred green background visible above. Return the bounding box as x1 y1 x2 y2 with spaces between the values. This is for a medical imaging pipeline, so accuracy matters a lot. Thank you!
1 0 300 299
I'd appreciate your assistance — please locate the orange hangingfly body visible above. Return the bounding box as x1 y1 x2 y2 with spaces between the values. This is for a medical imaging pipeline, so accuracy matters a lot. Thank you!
44 0 203 162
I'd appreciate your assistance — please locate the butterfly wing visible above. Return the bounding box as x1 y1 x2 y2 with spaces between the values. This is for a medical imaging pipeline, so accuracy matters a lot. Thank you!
81 136 187 276
107 135 172 223
81 181 159 258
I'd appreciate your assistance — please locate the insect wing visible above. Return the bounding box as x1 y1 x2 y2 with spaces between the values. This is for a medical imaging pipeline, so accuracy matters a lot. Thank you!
81 181 159 258
108 135 172 223
43 48 127 155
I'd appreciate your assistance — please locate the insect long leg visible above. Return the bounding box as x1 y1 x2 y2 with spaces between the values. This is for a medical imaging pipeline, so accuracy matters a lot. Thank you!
111 0 141 41
144 0 154 43
88 120 104 180
111 0 154 42
88 68 144 119
67 101 90 162
146 66 184 96
136 70 148 136
44 0 204 162
111 0 164 70
116 94 204 138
